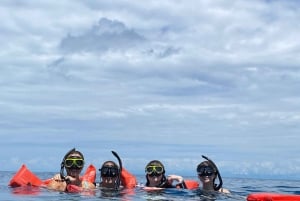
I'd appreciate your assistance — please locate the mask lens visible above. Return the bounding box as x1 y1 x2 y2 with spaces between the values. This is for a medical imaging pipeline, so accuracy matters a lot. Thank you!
65 159 73 167
198 166 214 177
146 166 154 174
64 158 84 168
75 159 84 167
100 166 118 177
155 166 163 173
145 166 164 174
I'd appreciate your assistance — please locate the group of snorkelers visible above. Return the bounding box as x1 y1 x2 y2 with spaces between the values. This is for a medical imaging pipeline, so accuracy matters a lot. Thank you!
46 148 230 193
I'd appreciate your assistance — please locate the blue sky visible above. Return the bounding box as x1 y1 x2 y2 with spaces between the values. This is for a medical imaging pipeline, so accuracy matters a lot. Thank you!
1 0 300 181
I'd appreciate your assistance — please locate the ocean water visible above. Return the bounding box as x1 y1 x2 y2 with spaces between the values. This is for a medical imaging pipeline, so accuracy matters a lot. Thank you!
1 171 300 201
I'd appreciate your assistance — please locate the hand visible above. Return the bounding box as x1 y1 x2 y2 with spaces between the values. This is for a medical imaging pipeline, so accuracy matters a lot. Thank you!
167 175 184 184
53 174 64 182
64 175 76 183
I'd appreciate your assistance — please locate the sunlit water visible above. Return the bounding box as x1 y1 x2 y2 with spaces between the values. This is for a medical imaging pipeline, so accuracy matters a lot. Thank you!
1 171 300 200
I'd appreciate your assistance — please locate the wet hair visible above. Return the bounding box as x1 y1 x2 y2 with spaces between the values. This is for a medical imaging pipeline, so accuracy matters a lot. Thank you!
101 161 119 169
145 160 167 187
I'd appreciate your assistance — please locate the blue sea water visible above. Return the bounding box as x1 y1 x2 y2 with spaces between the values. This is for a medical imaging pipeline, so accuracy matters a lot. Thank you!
1 171 300 201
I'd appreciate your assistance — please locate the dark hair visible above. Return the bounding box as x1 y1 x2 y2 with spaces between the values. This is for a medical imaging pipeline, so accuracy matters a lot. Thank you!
101 161 119 169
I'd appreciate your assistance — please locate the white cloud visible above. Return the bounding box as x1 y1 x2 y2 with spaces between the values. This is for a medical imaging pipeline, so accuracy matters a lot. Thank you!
1 0 300 179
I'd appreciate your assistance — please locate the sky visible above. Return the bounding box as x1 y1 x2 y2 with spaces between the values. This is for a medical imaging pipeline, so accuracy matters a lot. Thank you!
1 0 300 181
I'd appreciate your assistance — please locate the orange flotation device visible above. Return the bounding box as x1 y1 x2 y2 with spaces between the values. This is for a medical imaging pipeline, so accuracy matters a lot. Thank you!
247 193 300 201
120 167 137 188
65 164 96 193
9 164 96 191
183 179 199 189
9 164 43 187
175 179 199 189
80 164 96 183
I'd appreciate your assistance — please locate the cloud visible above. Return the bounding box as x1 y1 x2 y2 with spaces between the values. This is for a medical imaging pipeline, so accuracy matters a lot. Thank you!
1 0 300 179
59 18 145 53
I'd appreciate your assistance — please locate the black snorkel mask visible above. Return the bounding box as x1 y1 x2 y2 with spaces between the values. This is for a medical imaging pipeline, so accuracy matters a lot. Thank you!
201 155 223 191
99 151 122 190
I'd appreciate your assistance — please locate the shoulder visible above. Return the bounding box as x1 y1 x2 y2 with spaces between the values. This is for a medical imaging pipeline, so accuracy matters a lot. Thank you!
219 187 230 194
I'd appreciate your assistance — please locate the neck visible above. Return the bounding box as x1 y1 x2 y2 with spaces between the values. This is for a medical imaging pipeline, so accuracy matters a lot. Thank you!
69 176 81 186
202 182 215 191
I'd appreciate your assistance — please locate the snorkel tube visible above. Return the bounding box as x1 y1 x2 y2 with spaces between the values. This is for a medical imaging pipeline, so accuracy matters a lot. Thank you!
111 150 122 189
202 155 223 191
60 148 76 184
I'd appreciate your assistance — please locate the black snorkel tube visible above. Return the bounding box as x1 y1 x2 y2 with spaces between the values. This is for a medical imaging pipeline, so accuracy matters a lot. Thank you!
60 148 76 184
111 150 122 189
202 155 223 191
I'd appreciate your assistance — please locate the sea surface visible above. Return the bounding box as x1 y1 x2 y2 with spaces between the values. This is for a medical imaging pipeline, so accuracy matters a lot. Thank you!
1 171 300 201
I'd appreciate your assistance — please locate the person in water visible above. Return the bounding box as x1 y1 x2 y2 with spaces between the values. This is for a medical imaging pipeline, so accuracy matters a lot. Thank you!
47 148 95 191
196 156 230 193
145 160 185 188
99 161 121 189
99 151 137 190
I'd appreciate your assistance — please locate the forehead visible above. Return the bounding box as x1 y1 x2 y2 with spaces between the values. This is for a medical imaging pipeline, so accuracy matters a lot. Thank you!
103 162 116 167
67 153 82 158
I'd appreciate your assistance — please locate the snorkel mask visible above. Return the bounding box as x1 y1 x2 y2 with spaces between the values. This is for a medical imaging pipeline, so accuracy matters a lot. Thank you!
60 148 84 183
99 151 122 190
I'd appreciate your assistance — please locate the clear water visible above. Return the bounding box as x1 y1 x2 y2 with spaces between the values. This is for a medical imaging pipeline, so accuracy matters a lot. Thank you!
1 171 300 201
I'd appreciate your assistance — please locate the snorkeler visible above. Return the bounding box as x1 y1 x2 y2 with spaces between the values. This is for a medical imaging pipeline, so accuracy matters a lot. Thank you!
98 151 137 190
196 155 230 193
47 148 95 192
145 160 185 188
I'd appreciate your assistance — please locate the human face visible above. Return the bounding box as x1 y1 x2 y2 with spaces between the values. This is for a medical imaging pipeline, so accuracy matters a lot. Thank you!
100 162 119 189
65 153 83 177
197 166 216 187
147 173 163 187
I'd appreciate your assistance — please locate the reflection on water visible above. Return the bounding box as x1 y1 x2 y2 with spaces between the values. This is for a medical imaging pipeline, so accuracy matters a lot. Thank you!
1 172 300 201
